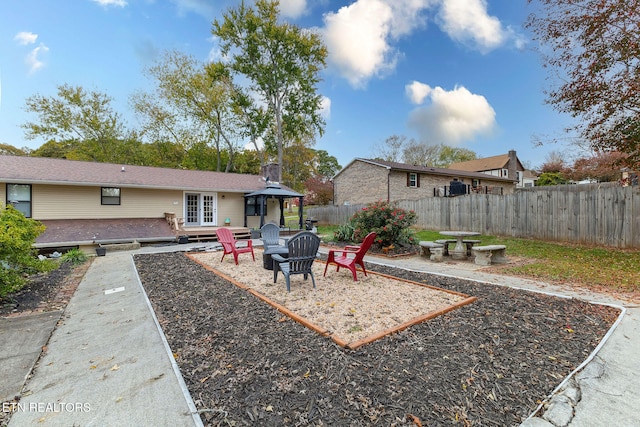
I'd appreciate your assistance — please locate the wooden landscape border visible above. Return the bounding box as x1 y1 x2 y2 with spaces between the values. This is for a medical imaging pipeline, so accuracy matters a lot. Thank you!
188 253 477 350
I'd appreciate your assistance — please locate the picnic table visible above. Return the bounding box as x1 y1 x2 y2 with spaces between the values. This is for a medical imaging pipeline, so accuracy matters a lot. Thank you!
439 231 481 260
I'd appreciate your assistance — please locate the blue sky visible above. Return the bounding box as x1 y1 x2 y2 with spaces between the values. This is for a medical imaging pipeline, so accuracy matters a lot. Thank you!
1 0 577 170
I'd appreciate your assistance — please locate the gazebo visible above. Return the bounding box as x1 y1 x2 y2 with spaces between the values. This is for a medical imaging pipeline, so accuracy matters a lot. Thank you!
243 184 305 230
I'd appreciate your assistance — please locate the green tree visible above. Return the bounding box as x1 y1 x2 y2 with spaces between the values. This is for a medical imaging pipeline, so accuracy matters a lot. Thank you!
536 172 568 186
314 150 341 180
0 143 28 156
0 205 51 298
212 0 328 183
132 51 243 172
30 140 79 158
229 149 262 175
526 0 640 168
22 84 130 162
436 145 477 167
282 140 316 193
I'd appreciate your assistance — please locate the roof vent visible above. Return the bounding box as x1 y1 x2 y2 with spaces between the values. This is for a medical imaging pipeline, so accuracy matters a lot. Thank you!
121 166 125 172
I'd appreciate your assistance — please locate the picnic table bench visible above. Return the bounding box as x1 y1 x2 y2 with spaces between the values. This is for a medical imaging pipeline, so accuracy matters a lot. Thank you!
419 241 445 262
471 245 507 266
436 239 482 257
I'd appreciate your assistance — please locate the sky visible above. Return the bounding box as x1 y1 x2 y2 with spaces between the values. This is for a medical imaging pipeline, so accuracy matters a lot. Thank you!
0 0 578 170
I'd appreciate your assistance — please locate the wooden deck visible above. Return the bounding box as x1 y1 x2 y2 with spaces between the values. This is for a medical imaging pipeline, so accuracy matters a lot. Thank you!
35 218 176 248
164 213 252 242
180 226 251 242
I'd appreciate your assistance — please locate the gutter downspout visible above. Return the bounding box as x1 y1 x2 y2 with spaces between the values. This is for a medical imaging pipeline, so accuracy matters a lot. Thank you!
387 168 391 202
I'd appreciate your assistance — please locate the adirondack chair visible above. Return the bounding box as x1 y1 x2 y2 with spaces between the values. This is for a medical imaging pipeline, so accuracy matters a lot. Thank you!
323 232 377 281
260 223 286 251
272 231 320 292
216 227 255 265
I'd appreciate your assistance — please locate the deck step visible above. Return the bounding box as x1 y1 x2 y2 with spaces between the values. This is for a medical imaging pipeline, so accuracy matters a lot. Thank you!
183 227 251 242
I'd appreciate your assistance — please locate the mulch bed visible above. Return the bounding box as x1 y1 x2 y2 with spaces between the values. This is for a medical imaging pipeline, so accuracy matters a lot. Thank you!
0 260 90 317
134 252 620 426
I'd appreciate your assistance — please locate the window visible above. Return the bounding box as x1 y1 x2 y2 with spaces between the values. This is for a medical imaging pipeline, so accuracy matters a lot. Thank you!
7 184 32 217
245 196 267 216
101 187 121 205
407 172 419 188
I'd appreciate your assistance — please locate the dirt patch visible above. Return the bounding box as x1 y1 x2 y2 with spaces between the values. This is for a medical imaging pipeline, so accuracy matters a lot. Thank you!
135 251 620 426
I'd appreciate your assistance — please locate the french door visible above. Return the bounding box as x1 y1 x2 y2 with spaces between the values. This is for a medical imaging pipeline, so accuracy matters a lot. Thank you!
184 192 217 226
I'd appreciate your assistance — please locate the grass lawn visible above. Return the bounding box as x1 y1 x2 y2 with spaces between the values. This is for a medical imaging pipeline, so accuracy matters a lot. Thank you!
316 225 640 296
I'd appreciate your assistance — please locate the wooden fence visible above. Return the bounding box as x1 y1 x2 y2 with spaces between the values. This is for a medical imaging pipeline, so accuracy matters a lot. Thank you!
307 185 640 248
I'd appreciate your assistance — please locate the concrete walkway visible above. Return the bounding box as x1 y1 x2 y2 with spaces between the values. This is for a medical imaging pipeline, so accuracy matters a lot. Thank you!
5 250 201 426
1 244 638 426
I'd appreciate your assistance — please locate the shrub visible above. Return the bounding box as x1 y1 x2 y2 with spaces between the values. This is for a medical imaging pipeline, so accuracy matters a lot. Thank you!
0 205 49 298
332 223 355 242
61 248 88 265
349 201 418 247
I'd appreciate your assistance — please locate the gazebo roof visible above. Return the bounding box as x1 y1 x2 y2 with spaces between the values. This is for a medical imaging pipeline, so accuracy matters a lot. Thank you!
242 184 304 229
244 185 303 198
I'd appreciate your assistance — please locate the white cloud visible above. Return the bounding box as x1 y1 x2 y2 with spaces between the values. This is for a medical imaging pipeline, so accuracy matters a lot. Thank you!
407 83 496 145
320 96 331 120
14 32 38 45
170 0 215 18
405 80 432 105
436 0 506 53
26 44 49 75
279 0 308 19
92 0 127 7
321 0 433 88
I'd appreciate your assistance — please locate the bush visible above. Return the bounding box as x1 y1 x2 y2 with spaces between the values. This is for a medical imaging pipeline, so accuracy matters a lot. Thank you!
61 248 88 265
332 223 355 242
349 200 418 247
0 205 49 298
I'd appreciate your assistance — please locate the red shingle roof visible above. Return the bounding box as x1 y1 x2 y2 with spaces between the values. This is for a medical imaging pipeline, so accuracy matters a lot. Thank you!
0 155 273 192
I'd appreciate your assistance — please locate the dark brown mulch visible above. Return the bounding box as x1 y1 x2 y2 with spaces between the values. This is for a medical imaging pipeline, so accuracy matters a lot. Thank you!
0 260 89 317
134 252 620 427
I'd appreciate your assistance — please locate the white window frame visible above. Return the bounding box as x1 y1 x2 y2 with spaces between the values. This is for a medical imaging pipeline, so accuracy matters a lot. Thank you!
408 173 418 187
7 183 32 217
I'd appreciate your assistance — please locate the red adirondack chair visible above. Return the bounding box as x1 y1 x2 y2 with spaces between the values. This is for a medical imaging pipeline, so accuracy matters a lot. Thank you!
216 227 255 265
323 232 377 281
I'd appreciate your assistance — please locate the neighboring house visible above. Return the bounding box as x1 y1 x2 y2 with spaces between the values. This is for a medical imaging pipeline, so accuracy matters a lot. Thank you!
521 170 539 188
448 150 527 187
332 158 516 206
1 156 299 249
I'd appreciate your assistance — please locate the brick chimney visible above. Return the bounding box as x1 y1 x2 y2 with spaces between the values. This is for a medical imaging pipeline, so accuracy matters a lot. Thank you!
508 150 518 183
261 164 280 186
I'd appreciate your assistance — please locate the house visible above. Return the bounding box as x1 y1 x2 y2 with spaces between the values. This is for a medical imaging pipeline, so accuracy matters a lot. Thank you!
332 158 516 206
1 156 302 250
521 170 539 188
448 150 527 187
